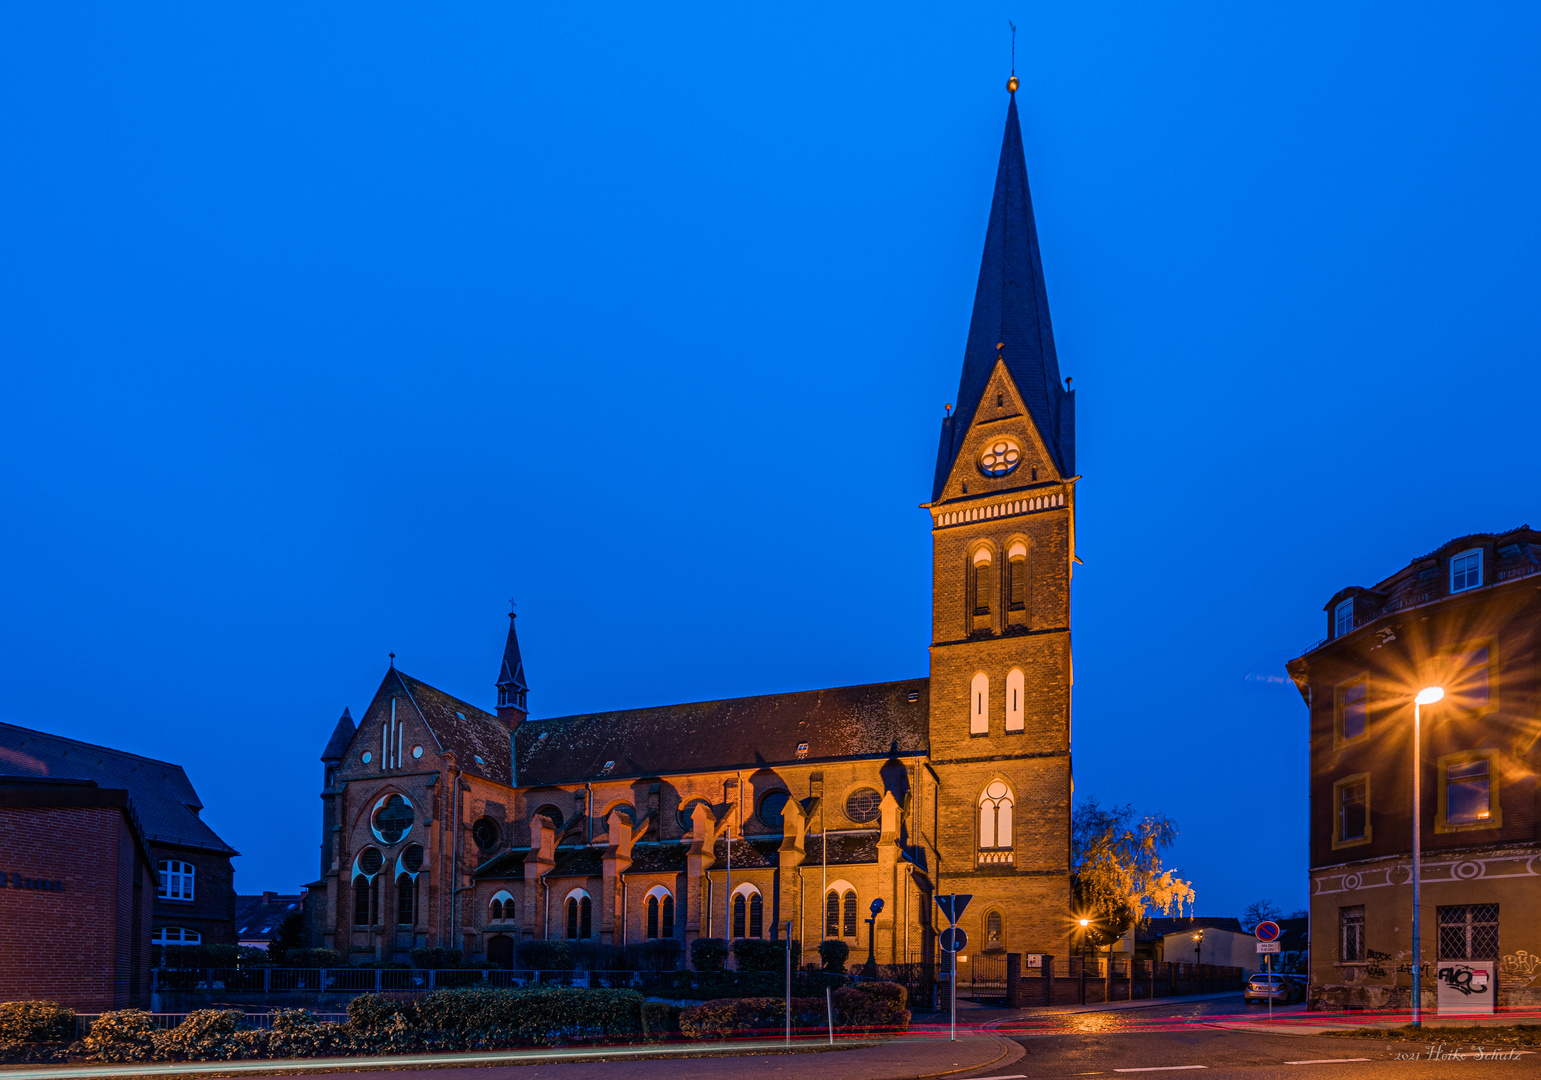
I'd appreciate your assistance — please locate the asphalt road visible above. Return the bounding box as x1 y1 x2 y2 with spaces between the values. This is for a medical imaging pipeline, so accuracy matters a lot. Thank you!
981 996 1536 1079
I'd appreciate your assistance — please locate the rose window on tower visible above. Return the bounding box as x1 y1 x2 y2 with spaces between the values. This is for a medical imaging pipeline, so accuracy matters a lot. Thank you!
978 438 1022 477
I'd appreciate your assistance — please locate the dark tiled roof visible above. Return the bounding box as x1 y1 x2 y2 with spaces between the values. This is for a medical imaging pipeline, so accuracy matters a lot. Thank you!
516 679 928 786
804 831 880 866
551 847 604 877
321 708 355 762
935 92 1073 499
358 669 509 784
713 837 780 869
1137 916 1244 942
627 842 688 874
235 894 303 941
474 849 528 881
0 722 235 854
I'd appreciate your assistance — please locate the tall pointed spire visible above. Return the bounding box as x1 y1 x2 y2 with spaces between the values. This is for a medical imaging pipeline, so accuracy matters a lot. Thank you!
320 707 355 763
495 612 528 720
933 88 1073 500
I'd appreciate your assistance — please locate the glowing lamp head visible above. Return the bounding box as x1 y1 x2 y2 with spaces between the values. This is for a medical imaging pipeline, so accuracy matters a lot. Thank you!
1078 919 1089 928
1415 687 1445 706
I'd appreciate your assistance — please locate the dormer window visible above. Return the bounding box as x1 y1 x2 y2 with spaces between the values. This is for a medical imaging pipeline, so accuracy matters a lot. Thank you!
1334 598 1354 638
1451 549 1483 593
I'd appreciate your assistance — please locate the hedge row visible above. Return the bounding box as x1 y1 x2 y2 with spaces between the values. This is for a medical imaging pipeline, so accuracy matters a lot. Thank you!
0 982 909 1064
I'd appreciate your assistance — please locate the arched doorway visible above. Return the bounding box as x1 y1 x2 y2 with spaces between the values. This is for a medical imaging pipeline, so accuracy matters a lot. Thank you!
487 934 514 970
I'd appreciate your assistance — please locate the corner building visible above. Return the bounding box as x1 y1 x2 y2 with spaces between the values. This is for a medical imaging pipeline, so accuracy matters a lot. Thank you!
308 90 1078 970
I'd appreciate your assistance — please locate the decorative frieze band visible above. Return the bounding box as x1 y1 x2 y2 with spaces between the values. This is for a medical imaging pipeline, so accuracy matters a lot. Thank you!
934 491 1064 529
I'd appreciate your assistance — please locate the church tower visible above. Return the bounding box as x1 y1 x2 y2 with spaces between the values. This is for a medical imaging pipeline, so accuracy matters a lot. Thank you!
923 84 1076 955
495 613 528 724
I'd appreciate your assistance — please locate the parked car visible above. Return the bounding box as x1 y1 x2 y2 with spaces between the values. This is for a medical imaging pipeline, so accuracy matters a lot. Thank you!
1244 973 1304 1004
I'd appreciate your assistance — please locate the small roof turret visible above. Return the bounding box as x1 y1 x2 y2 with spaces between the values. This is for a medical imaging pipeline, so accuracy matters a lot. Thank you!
496 612 528 716
320 707 355 763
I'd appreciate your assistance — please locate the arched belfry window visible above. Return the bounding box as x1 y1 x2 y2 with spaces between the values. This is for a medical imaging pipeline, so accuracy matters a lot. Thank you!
971 549 993 621
970 672 989 735
1006 668 1025 732
565 890 592 940
645 886 675 939
978 781 1014 865
1007 542 1028 614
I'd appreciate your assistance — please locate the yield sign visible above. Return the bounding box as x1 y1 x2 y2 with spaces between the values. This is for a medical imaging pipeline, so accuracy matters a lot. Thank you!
935 893 973 927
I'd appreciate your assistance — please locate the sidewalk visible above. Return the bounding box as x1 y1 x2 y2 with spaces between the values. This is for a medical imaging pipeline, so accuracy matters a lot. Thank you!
0 1033 1022 1080
1207 1008 1541 1037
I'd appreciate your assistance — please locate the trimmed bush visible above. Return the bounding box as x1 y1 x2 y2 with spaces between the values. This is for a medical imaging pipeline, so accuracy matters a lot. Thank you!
690 937 729 972
678 990 909 1040
517 939 574 972
80 1010 158 1062
152 1009 244 1061
639 1000 680 1041
732 938 794 973
413 986 644 1047
831 986 909 1032
410 946 464 969
263 1010 343 1059
818 939 850 972
0 1001 74 1043
626 939 682 972
345 993 421 1053
854 979 907 1010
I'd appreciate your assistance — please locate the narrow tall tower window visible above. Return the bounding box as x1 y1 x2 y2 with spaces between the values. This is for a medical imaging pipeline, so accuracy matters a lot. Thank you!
972 549 993 617
970 672 990 735
1006 668 1025 732
1008 542 1028 612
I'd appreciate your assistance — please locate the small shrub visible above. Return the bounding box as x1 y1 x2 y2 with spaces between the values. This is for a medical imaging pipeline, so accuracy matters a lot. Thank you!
282 947 341 968
818 939 850 972
153 1009 245 1061
267 910 306 964
732 938 792 973
832 985 909 1032
264 1010 342 1059
639 1000 680 1041
0 1001 75 1043
411 946 464 969
345 993 421 1053
854 979 907 1009
81 1010 157 1062
517 939 574 972
414 986 644 1047
690 937 729 972
627 939 682 972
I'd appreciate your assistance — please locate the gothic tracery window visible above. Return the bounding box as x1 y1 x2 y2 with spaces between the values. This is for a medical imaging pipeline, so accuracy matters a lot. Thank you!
978 781 1014 864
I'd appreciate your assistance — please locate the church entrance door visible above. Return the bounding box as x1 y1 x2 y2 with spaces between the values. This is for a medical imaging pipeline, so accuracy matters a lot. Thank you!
487 934 514 970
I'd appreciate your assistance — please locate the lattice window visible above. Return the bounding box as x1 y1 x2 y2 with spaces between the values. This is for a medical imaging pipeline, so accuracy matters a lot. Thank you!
1340 906 1365 962
1439 904 1499 960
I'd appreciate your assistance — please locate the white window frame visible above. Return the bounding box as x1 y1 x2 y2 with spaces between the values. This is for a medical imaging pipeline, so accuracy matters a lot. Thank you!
152 926 201 945
978 780 1014 850
1334 598 1354 637
1450 549 1483 593
158 859 195 901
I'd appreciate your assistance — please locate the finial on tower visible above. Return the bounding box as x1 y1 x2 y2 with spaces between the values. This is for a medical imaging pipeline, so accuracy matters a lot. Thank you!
388 651 395 668
1008 21 1018 93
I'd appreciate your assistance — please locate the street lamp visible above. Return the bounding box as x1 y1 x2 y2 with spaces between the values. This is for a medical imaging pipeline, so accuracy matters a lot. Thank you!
1194 931 1203 991
1411 685 1444 1029
862 898 884 978
1078 918 1091 1005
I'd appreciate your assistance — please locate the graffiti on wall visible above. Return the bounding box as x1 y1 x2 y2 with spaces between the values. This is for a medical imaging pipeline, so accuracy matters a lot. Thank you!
1501 951 1540 981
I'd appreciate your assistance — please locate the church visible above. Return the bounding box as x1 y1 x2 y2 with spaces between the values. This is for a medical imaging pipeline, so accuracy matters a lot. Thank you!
307 84 1079 972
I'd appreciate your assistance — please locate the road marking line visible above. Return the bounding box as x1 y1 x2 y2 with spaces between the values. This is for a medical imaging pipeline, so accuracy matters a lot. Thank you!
1284 1060 1371 1066
965 1075 1027 1079
1113 1069 1207 1073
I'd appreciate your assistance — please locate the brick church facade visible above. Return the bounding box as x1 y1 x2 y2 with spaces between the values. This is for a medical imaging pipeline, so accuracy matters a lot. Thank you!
307 87 1080 970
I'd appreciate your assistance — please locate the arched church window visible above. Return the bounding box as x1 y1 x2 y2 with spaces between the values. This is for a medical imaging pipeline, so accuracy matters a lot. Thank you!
978 781 1014 862
825 891 840 938
987 910 1003 948
970 672 989 735
750 893 763 939
353 876 371 926
1006 668 1025 732
842 890 858 937
566 892 592 940
663 894 675 937
372 794 414 845
733 893 746 939
845 788 881 824
396 875 415 926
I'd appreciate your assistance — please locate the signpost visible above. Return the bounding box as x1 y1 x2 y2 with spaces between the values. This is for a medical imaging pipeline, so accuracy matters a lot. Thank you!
935 894 972 1043
1255 921 1282 1019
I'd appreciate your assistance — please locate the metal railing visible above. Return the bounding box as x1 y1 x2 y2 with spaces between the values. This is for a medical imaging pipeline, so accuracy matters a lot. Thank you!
152 967 828 998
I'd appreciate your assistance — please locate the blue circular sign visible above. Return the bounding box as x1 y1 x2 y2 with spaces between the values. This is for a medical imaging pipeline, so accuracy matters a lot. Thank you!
1255 920 1281 942
940 927 968 953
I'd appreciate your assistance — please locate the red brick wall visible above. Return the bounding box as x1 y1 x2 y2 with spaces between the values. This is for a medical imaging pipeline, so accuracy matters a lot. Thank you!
0 806 150 1010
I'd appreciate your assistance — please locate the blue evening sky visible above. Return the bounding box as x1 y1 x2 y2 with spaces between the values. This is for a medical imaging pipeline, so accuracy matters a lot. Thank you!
2 3 1538 917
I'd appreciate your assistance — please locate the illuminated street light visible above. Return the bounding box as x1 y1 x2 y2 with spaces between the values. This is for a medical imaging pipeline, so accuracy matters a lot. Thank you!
1410 685 1443 1028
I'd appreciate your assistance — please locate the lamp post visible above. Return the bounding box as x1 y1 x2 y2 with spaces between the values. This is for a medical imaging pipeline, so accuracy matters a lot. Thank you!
862 898 884 978
1194 931 1203 992
1411 685 1444 1029
1078 918 1090 1005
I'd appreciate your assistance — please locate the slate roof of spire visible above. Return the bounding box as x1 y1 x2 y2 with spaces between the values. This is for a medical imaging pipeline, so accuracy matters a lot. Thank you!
934 93 1073 500
320 707 355 762
0 721 236 854
497 614 527 691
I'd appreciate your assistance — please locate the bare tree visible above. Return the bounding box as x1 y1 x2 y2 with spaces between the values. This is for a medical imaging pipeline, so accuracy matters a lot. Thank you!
1240 899 1283 932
